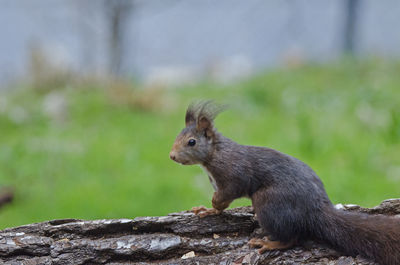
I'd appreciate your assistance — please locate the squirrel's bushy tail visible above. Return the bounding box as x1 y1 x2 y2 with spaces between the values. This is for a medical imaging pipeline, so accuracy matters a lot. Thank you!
316 207 400 265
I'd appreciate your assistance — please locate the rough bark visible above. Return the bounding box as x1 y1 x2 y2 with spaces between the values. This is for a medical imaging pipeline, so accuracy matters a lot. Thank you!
1 199 399 265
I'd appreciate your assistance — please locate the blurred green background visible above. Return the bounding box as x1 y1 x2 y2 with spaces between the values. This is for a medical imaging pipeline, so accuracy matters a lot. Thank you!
0 58 399 229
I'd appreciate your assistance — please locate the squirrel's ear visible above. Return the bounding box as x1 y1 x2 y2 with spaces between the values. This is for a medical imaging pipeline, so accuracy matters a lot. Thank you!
185 109 196 127
197 116 214 138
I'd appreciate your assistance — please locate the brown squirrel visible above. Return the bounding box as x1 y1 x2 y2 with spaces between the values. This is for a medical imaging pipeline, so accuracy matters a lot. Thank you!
169 101 400 265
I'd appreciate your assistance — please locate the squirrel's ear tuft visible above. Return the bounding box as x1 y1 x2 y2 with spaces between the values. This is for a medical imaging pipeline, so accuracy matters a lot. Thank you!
185 107 196 127
196 100 227 137
185 100 226 132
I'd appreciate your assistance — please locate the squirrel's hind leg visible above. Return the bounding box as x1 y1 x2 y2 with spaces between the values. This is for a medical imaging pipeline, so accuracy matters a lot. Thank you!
248 237 294 254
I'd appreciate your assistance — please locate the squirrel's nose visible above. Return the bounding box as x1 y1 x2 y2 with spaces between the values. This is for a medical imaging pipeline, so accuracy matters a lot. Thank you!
169 152 176 161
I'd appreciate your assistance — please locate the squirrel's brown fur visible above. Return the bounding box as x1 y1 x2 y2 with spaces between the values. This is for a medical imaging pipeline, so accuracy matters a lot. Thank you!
170 101 400 265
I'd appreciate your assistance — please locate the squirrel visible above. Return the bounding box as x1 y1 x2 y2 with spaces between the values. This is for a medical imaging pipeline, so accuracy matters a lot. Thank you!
169 100 400 265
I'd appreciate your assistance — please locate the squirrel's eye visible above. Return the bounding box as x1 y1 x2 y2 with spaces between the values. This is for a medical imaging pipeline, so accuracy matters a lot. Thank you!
188 139 196 146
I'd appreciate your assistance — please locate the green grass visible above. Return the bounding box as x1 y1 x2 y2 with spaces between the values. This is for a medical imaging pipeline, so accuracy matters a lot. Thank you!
1 58 400 229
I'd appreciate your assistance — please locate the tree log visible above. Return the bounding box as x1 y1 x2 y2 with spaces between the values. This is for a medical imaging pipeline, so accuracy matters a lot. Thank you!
1 199 399 264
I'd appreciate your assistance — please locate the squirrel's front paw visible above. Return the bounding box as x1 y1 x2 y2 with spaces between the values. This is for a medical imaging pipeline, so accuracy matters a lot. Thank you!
191 206 220 218
191 206 207 214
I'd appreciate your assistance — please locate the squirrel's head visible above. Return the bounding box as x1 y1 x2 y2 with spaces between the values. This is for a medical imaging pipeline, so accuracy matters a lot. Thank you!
170 101 224 165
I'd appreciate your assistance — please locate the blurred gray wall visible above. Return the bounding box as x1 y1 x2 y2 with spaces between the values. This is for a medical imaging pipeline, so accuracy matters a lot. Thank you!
0 0 399 85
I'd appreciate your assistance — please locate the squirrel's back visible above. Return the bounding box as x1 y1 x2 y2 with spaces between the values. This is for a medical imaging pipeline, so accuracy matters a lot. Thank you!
240 144 400 264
